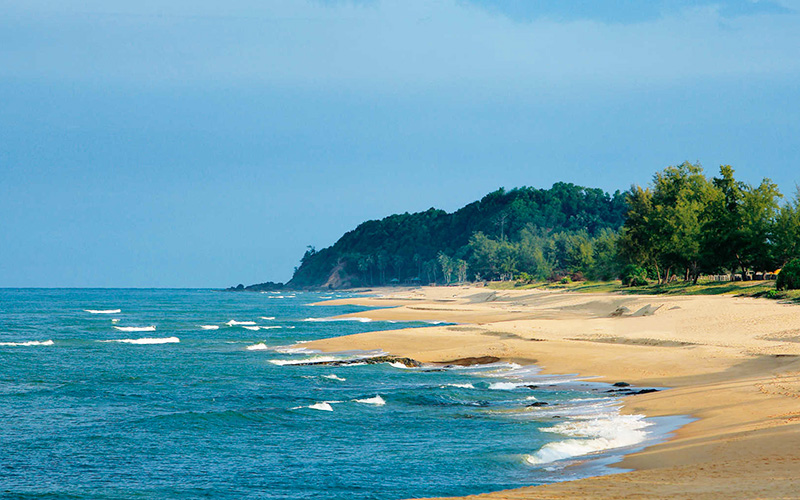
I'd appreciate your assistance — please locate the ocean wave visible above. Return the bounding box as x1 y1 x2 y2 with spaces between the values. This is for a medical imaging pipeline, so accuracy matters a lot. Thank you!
111 318 120 323
302 317 373 323
260 316 275 320
441 383 475 389
0 340 54 346
274 344 314 355
354 395 385 406
309 402 333 411
488 382 521 390
113 326 156 332
269 356 339 366
322 374 346 381
259 326 282 330
525 414 651 465
104 337 180 345
246 343 269 351
85 309 121 314
200 325 220 330
242 326 260 331
226 320 256 326
291 401 338 412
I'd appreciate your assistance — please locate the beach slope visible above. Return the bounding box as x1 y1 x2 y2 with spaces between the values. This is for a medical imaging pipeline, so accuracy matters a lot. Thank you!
306 287 800 499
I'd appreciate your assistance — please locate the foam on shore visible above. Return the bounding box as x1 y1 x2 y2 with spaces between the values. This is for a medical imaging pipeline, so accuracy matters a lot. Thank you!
525 414 651 465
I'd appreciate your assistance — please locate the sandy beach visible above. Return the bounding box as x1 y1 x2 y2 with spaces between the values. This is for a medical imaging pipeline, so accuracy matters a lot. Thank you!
305 286 800 499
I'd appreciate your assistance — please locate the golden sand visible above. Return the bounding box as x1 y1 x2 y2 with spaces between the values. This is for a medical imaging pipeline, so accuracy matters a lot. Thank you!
306 286 800 499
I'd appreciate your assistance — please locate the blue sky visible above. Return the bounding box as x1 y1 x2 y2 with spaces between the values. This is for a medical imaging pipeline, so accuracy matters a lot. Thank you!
1 0 799 287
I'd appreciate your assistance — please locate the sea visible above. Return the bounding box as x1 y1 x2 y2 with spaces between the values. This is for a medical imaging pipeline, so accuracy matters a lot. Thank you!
0 289 688 499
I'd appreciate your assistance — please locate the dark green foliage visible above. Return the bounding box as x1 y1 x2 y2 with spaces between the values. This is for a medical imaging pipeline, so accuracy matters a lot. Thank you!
289 184 628 288
620 264 648 287
777 258 800 291
619 163 788 284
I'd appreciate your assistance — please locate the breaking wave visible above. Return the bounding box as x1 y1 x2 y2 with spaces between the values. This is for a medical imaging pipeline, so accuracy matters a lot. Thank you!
0 340 54 346
200 325 220 330
85 309 121 314
113 326 156 332
525 414 651 465
354 395 385 406
103 337 180 345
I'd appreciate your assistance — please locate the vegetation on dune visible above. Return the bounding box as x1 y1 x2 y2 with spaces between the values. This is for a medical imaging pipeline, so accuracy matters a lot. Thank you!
274 162 800 296
777 258 800 291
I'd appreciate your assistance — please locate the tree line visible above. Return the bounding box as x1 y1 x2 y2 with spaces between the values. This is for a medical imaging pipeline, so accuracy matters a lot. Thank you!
287 163 800 288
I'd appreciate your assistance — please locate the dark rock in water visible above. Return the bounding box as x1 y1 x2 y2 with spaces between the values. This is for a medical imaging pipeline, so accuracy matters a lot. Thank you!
524 385 539 389
291 355 422 368
527 402 549 407
438 356 501 366
613 382 630 387
629 388 659 395
225 281 286 292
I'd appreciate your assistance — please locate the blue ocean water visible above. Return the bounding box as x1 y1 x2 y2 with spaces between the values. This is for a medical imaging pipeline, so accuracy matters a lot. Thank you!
0 289 681 499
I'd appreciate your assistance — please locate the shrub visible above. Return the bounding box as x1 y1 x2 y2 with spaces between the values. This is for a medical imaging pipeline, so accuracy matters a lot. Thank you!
621 264 648 287
560 276 572 284
776 258 800 291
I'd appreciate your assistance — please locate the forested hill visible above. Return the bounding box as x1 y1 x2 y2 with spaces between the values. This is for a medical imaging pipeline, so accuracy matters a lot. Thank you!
287 183 627 289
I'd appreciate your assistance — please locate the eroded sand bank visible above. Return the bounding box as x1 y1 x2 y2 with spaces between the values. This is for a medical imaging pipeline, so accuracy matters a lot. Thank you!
306 286 800 499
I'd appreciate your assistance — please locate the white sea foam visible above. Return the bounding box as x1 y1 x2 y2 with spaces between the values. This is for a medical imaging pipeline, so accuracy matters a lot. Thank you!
246 343 269 351
354 395 385 406
260 316 275 320
104 337 180 345
200 325 220 330
441 383 475 389
242 326 260 331
308 402 334 411
525 414 651 465
226 320 256 326
0 340 54 346
302 317 373 323
274 345 315 354
269 356 338 366
488 382 521 390
322 374 346 381
259 326 282 330
85 309 121 314
111 318 120 323
113 326 156 332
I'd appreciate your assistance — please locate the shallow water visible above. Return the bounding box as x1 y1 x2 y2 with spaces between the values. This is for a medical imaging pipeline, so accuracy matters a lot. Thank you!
0 289 680 499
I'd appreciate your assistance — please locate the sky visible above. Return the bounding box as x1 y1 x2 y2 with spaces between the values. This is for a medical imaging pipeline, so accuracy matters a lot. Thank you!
1 0 799 287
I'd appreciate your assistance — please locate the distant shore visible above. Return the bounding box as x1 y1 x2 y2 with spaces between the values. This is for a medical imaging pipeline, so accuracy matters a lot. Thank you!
304 286 800 499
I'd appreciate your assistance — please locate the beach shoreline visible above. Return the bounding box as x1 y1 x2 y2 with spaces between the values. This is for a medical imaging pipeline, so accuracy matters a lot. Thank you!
304 286 800 499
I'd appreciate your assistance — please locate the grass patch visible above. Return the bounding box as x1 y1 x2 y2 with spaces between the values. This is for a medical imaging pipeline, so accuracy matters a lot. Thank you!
488 278 800 302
